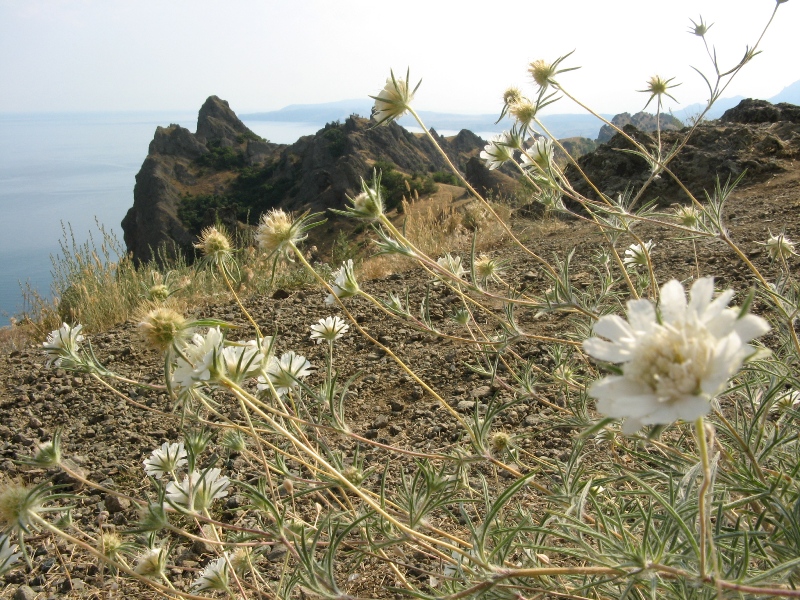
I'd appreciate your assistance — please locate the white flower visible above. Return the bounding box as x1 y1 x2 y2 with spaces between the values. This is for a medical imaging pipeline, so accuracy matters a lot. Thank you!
371 69 418 126
221 337 273 383
765 232 796 261
43 323 85 368
0 534 21 576
480 132 515 170
623 240 655 268
520 138 554 173
165 469 230 512
191 555 230 593
171 327 225 388
435 254 466 284
583 277 769 434
143 442 187 479
258 351 312 397
326 259 359 304
310 316 349 344
133 546 168 580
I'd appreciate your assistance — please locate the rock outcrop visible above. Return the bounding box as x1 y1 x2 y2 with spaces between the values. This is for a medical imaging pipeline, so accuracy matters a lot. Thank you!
566 99 800 207
122 96 276 264
122 97 491 264
596 111 683 144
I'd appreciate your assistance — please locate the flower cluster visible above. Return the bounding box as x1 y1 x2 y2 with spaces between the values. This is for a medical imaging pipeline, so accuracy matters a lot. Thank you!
584 277 769 433
258 351 313 397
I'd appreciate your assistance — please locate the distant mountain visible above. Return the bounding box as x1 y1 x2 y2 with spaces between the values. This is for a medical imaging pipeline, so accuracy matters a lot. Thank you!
242 80 800 142
242 103 612 140
670 79 800 124
771 80 800 105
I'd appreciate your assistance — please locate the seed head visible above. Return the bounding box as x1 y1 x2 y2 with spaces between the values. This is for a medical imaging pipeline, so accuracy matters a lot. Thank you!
674 204 702 229
529 59 555 89
0 483 44 534
256 209 306 257
490 432 511 454
639 75 680 109
503 86 523 106
510 100 538 126
147 284 170 302
688 16 713 37
194 226 232 261
97 532 125 561
137 306 189 352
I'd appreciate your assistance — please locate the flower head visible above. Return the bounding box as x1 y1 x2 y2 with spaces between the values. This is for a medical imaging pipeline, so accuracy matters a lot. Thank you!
258 351 312 397
371 68 420 126
521 138 554 174
480 133 515 170
137 306 190 352
688 15 713 37
165 468 230 513
435 254 467 285
474 254 505 285
640 75 680 109
674 204 702 229
326 259 360 304
310 316 350 344
143 442 187 479
256 209 306 258
134 546 168 580
43 323 85 368
583 277 770 434
194 226 232 263
221 337 273 383
171 327 225 388
528 52 578 90
339 172 384 220
192 555 230 593
764 231 797 261
623 240 655 268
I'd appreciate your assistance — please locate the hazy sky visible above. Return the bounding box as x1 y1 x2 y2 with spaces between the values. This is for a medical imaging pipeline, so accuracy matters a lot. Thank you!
0 0 796 117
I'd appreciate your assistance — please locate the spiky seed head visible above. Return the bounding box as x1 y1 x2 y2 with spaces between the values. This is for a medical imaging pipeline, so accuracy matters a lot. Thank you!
503 86 523 106
342 466 365 487
490 432 512 454
194 226 232 259
0 483 42 533
97 532 124 560
137 306 189 352
148 284 170 302
674 204 701 228
256 209 306 256
529 59 555 88
509 100 538 126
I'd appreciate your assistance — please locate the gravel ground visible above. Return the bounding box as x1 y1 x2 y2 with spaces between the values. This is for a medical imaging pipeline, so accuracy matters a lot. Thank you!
1 155 799 598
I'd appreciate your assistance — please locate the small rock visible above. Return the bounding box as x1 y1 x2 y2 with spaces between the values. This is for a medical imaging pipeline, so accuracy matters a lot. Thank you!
13 585 36 600
372 415 389 429
470 386 491 399
457 400 476 412
104 494 131 513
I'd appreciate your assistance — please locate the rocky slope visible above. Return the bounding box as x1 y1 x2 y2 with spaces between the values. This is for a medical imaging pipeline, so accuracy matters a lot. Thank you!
567 99 800 206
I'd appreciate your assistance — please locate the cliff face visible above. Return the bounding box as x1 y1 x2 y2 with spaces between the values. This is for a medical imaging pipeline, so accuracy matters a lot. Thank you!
596 111 683 144
122 96 276 263
122 96 492 264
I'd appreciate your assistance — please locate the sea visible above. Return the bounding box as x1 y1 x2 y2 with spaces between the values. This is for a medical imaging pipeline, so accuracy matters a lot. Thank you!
0 112 334 328
0 112 484 328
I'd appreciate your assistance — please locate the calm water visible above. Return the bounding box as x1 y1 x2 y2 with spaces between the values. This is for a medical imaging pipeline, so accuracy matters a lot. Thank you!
0 113 323 327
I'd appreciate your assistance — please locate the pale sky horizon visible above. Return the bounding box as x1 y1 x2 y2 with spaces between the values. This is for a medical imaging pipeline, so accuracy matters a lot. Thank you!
0 0 796 118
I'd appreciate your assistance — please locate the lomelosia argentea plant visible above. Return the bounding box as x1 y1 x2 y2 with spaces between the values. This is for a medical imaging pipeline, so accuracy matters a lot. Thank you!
5 2 800 598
